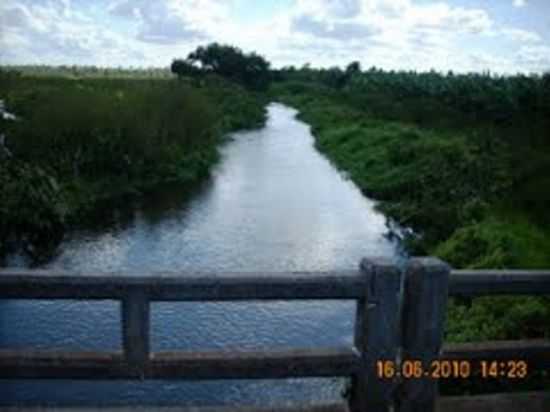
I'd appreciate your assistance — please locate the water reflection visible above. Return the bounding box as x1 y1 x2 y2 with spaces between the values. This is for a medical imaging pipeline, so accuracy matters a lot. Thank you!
1 103 403 406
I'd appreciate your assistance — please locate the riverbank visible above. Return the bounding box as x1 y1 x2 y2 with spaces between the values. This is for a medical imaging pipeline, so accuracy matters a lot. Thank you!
271 82 550 347
272 81 550 268
0 103 398 406
0 70 267 263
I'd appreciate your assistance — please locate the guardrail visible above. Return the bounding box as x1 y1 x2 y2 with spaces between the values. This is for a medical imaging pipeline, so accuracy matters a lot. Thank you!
1 257 549 412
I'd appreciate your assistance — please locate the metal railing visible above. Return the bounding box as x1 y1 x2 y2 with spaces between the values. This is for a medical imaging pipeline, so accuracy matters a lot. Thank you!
1 257 549 412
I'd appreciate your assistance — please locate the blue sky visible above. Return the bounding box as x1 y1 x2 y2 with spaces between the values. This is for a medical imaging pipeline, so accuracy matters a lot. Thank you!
1 0 549 73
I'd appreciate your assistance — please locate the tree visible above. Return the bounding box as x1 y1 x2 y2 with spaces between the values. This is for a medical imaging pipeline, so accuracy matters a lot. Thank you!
170 59 200 79
187 43 271 90
346 61 361 76
322 66 347 89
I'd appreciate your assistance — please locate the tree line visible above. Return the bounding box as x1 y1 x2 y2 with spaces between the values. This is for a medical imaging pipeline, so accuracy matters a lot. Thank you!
273 62 550 147
172 44 549 142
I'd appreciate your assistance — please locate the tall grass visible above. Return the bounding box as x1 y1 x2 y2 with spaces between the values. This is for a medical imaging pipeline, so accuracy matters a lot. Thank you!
7 80 213 176
272 81 550 262
272 81 550 363
0 70 267 261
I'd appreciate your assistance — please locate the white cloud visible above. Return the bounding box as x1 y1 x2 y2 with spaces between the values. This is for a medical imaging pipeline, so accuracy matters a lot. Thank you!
409 4 493 34
0 0 147 66
513 0 526 8
286 0 502 71
291 14 378 40
499 27 541 43
516 45 550 70
1 4 49 33
1 0 549 74
108 0 224 44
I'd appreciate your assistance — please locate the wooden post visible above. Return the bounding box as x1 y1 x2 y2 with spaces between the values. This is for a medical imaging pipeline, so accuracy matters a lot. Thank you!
349 257 402 412
122 289 150 377
398 257 450 412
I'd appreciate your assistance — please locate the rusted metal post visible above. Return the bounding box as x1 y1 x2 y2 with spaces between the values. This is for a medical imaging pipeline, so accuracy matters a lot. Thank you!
122 289 150 376
398 257 450 412
349 257 402 412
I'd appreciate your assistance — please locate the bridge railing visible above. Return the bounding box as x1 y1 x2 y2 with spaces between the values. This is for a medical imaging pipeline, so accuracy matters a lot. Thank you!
1 258 549 412
398 260 550 412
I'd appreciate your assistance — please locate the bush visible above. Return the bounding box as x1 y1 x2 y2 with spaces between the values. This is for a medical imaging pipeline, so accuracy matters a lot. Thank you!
0 159 66 261
0 72 267 261
273 77 550 355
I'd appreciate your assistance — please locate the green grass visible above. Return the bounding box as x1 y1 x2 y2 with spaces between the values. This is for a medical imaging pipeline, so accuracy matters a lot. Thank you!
435 211 550 270
272 81 550 357
0 70 267 262
272 82 549 267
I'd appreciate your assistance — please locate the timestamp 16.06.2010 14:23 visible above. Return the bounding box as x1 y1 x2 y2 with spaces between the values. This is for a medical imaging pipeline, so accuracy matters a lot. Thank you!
376 359 529 380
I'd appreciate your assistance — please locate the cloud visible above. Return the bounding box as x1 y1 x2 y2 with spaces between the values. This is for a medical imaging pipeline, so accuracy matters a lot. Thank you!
513 0 526 8
411 4 493 34
108 0 229 44
291 14 378 40
1 0 549 74
0 0 147 66
286 0 501 71
108 0 206 44
1 4 49 32
499 27 541 43
516 45 550 70
137 15 206 44
108 0 138 18
294 0 359 19
316 0 362 19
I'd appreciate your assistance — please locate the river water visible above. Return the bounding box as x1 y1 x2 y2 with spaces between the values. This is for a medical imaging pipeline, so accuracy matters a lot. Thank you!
1 103 403 406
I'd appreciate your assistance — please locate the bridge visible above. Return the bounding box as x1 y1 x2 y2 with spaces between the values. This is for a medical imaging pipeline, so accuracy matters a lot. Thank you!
1 257 550 412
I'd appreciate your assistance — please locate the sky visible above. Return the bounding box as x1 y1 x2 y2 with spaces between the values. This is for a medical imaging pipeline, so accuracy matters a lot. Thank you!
1 0 549 73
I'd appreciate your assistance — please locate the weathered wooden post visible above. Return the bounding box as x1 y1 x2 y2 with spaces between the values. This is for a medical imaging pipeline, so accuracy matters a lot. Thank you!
398 257 450 412
349 257 402 412
122 288 150 377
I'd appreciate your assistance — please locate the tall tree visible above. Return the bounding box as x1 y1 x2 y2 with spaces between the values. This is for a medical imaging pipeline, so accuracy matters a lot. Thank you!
187 43 271 90
170 59 199 79
346 61 361 75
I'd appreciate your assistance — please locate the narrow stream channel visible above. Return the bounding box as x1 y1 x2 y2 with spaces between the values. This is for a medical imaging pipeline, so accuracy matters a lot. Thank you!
1 103 403 406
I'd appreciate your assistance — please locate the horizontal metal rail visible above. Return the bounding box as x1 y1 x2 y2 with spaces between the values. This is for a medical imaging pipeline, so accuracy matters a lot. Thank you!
0 270 364 301
442 339 550 367
2 269 550 301
0 268 369 382
449 270 550 296
0 347 361 380
1 260 549 412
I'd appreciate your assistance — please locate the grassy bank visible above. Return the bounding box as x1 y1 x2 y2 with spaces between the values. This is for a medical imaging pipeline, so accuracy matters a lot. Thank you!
0 69 267 262
272 81 550 347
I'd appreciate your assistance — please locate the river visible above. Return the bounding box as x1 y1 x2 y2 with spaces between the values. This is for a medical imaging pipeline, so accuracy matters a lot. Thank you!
0 103 403 406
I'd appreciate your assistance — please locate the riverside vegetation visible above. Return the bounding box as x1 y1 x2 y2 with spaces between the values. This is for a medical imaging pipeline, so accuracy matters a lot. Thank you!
271 66 550 393
0 62 267 263
1 44 549 392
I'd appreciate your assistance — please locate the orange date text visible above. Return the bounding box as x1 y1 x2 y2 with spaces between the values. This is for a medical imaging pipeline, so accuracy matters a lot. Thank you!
376 359 528 380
